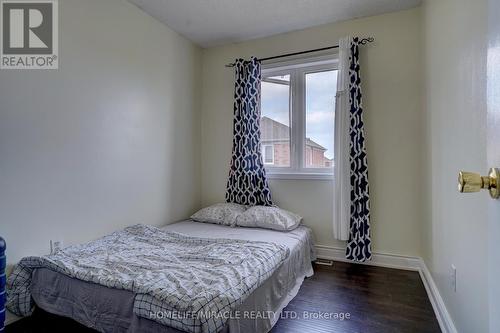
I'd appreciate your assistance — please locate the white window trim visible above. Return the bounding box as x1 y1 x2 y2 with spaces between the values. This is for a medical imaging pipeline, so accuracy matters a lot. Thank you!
262 54 338 180
266 172 334 181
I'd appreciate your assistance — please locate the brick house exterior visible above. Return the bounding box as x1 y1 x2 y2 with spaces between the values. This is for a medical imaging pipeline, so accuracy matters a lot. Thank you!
260 116 332 168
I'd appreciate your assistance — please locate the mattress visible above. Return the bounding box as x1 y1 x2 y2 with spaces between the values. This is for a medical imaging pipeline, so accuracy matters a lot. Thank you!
30 221 316 333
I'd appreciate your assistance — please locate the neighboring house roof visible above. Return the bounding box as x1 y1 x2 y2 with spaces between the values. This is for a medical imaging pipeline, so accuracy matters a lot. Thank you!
261 116 289 141
305 138 326 150
260 116 327 151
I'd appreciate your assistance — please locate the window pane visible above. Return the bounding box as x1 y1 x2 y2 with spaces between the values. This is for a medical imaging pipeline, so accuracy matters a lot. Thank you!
305 70 337 168
261 74 291 167
263 145 274 164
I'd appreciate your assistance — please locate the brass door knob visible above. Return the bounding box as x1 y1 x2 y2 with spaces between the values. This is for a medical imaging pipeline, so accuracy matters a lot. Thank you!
458 168 500 199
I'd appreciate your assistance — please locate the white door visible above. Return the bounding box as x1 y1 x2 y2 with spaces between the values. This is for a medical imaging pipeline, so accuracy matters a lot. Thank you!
488 0 500 331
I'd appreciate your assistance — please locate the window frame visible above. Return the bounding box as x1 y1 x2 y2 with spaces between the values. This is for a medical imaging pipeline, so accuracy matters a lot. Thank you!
261 55 338 180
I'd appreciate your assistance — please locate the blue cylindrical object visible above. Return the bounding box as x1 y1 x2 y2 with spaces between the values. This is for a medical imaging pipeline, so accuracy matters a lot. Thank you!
0 236 5 332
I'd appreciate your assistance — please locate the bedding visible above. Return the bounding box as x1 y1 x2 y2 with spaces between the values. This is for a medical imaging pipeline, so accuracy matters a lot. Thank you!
9 221 315 333
190 203 247 226
7 224 290 333
235 206 302 231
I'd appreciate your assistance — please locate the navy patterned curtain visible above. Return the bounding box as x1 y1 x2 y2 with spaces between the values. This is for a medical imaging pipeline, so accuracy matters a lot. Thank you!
225 57 273 206
346 38 372 261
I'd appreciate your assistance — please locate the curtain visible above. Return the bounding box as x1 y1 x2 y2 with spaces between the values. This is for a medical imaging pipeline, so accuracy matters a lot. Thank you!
333 37 352 241
225 57 274 206
333 37 371 262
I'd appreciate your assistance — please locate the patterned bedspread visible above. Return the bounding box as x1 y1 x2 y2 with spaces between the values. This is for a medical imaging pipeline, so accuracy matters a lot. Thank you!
7 224 290 333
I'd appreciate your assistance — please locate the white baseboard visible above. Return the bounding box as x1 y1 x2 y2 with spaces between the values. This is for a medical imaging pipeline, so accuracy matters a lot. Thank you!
418 260 457 333
315 245 457 333
315 244 421 270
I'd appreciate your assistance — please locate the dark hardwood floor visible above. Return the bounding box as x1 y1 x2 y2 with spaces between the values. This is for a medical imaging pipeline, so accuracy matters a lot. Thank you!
6 262 441 333
271 262 441 333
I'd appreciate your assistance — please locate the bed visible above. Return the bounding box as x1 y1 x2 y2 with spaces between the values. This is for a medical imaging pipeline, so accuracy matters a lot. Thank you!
9 220 315 333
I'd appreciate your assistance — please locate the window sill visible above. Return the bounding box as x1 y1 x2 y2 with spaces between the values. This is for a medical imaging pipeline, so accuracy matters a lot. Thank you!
266 172 333 180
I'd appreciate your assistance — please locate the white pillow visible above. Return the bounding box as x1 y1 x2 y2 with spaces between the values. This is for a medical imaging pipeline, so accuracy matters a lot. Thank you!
235 206 302 231
190 203 247 226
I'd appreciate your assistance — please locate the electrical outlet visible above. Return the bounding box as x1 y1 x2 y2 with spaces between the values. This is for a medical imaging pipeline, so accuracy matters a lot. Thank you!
450 264 457 292
50 240 63 254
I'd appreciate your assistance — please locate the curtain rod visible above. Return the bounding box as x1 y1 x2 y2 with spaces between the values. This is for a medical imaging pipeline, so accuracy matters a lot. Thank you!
225 37 374 68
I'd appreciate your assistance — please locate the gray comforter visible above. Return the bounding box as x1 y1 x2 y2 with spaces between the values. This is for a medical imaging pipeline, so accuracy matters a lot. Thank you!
7 224 290 333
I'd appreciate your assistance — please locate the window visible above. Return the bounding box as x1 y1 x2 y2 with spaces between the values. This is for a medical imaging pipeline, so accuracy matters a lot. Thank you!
261 74 291 168
262 145 274 165
260 56 337 179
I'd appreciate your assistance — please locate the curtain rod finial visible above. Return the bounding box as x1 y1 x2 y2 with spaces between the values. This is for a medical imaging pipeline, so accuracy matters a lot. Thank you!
359 37 375 45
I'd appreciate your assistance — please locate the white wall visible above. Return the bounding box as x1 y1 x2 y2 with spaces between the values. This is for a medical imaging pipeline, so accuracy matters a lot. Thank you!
422 0 489 332
200 8 423 257
0 0 202 268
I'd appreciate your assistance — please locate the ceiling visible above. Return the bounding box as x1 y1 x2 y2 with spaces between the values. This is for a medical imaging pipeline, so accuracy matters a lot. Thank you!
129 0 421 48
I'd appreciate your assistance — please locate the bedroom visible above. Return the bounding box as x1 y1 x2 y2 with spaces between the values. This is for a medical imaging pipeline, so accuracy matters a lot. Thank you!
0 0 499 332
